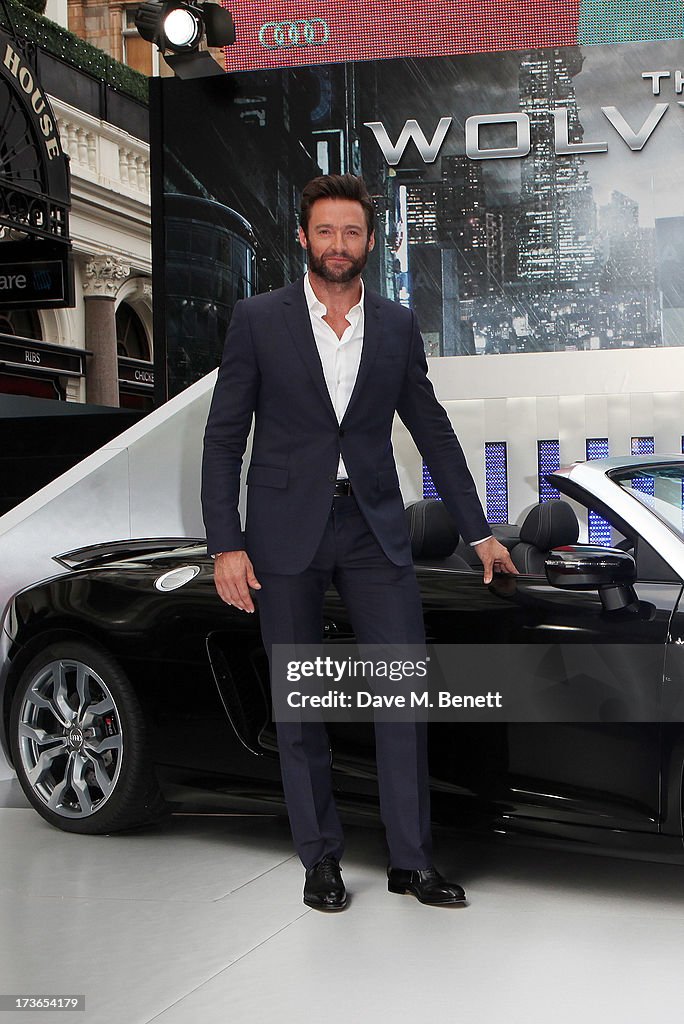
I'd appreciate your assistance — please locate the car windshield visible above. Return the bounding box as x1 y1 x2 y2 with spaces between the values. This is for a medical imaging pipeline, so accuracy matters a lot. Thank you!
611 464 684 539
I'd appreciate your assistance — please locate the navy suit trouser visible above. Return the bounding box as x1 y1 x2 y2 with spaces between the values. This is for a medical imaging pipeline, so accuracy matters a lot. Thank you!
254 493 432 871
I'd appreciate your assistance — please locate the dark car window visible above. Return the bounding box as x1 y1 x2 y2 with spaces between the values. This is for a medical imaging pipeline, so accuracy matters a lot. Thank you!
635 537 680 583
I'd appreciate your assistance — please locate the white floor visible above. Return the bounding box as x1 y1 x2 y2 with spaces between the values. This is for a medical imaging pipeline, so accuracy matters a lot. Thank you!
2 782 684 1024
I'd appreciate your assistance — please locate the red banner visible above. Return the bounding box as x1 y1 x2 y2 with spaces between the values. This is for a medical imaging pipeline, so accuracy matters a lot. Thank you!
223 0 581 71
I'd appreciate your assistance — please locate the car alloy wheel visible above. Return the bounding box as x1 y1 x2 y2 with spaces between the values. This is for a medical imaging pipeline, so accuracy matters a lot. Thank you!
10 641 166 834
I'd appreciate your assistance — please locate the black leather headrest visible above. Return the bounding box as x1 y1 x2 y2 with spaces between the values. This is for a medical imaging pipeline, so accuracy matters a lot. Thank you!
519 500 579 550
405 499 460 558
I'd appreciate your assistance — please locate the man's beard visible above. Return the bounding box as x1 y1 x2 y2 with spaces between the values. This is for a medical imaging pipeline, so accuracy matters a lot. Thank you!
305 244 369 283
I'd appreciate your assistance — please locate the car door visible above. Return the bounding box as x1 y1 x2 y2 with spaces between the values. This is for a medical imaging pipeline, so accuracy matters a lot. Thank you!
421 501 680 835
323 505 676 837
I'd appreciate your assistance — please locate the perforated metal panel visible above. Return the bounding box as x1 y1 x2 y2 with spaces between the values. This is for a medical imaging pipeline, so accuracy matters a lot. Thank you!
485 441 508 523
538 440 561 503
422 463 440 500
586 438 612 545
631 436 655 456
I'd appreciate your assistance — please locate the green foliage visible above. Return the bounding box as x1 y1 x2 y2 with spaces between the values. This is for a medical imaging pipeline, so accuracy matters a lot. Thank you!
0 0 149 104
17 0 47 14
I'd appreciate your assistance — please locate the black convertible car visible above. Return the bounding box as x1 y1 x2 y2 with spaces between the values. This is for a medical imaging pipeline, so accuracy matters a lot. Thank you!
3 456 684 864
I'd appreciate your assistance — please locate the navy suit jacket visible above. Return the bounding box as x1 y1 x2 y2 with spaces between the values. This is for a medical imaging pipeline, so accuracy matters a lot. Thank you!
201 278 489 574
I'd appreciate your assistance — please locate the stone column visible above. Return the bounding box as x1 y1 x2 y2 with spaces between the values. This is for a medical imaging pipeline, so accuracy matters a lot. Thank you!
82 254 130 407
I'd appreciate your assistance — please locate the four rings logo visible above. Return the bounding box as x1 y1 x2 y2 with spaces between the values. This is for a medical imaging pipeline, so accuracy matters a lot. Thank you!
258 18 330 49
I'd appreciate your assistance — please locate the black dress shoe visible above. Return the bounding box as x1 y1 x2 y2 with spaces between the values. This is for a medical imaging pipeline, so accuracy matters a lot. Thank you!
387 866 466 906
303 856 347 911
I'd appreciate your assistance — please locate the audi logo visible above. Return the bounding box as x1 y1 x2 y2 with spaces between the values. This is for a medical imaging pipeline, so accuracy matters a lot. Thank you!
258 18 330 49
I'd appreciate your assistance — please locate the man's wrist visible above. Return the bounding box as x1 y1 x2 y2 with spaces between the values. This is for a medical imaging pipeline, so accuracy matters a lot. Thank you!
469 535 493 547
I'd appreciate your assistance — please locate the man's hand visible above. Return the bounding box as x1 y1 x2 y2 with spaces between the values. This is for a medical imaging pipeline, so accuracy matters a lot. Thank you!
472 536 519 585
213 550 261 612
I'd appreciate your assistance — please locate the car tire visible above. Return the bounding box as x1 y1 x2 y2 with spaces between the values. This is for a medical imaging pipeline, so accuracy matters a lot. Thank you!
9 641 168 834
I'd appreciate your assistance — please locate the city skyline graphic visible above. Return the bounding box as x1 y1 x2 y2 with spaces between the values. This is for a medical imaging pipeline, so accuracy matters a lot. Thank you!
159 38 684 391
361 40 684 356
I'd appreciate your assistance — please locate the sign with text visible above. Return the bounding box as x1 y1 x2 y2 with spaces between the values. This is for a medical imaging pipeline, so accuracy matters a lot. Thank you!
0 336 83 376
271 643 668 722
0 260 65 307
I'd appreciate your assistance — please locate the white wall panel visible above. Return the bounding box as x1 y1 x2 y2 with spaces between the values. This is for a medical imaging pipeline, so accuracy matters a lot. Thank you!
444 400 486 498
606 394 632 458
429 347 684 401
557 395 586 467
505 398 539 520
629 393 655 446
483 397 509 445
653 394 684 454
128 389 213 538
584 395 609 448
536 396 559 443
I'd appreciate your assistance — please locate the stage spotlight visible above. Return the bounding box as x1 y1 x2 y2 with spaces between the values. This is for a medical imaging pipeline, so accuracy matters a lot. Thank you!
163 6 203 50
135 1 235 77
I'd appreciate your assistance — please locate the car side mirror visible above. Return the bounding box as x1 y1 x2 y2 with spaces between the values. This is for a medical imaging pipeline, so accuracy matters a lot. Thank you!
545 545 637 612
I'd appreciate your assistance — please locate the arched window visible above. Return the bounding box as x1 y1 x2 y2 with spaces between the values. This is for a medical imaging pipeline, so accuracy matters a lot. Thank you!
116 301 150 359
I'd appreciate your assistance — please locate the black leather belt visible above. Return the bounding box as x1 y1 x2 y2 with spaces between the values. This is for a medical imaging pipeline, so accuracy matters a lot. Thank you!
333 479 353 496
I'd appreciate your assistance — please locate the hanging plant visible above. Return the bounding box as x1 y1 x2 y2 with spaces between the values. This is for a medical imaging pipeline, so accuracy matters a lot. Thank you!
0 0 149 104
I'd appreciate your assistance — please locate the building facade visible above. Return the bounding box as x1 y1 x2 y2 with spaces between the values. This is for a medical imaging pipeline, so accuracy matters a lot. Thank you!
65 0 157 76
0 1 153 409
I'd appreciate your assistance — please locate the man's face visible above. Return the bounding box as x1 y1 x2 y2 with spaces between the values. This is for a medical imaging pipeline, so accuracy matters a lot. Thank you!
299 198 375 283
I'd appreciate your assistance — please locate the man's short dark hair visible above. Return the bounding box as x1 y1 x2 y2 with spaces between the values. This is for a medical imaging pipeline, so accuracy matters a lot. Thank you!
300 173 375 237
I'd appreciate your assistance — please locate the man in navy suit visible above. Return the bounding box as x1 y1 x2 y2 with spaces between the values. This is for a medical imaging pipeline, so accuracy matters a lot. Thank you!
202 174 516 910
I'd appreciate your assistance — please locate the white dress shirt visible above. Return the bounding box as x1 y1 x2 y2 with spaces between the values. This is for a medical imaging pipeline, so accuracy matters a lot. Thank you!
302 273 491 547
303 271 364 481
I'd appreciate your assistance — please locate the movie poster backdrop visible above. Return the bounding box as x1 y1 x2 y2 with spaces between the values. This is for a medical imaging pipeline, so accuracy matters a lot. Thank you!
154 38 684 398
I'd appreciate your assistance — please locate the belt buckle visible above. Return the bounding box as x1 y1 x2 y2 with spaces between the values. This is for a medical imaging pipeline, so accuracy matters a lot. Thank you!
333 479 352 497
